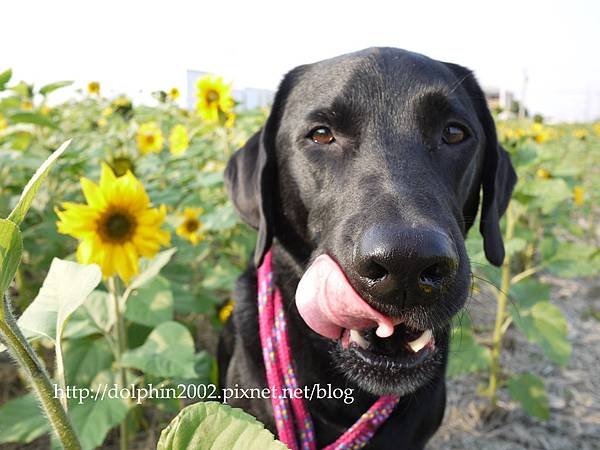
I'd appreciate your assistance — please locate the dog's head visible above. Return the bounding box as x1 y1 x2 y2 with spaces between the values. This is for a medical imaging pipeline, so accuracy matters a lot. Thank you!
225 48 516 396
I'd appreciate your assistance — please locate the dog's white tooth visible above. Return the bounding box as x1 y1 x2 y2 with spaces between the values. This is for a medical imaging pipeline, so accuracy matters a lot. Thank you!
407 329 433 353
350 329 369 349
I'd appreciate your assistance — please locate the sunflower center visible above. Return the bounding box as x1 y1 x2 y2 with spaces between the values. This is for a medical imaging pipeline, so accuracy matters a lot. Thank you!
206 90 220 104
185 219 200 233
146 135 155 145
101 211 136 243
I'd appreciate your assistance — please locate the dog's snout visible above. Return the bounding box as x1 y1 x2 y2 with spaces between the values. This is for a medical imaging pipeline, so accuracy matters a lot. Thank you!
353 225 458 306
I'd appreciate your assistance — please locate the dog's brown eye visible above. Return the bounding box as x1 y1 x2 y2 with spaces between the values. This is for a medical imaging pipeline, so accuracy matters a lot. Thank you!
442 124 467 145
309 127 335 144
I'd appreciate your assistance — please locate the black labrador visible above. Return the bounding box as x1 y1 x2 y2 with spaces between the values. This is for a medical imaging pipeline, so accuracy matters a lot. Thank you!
219 47 516 449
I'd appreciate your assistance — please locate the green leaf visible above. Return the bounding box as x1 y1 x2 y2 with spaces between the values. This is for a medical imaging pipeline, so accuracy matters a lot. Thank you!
63 290 115 339
201 260 240 291
12 258 101 344
69 397 128 450
447 314 491 377
9 112 58 129
39 80 73 96
202 205 238 231
0 68 12 90
543 242 600 278
7 139 71 225
127 247 177 292
125 276 174 327
503 237 527 257
0 218 23 299
63 336 114 387
121 321 200 379
0 394 49 444
510 278 550 308
507 373 549 420
157 401 288 450
510 298 571 366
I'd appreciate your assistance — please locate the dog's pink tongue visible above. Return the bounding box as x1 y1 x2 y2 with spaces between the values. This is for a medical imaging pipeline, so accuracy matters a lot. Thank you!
295 254 396 340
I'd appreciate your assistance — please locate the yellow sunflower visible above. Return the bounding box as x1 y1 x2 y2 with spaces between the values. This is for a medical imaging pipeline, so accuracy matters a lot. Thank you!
20 100 33 111
56 163 170 283
168 124 189 156
536 168 551 179
176 208 205 245
168 87 180 101
573 128 588 140
136 122 164 154
195 74 234 123
573 186 585 206
218 299 235 323
0 114 7 131
88 81 100 95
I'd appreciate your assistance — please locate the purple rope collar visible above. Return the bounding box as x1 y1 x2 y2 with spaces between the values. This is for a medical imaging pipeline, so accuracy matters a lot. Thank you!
257 249 400 450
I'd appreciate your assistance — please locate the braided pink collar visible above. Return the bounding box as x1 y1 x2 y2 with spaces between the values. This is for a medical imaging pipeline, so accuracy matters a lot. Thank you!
257 249 400 450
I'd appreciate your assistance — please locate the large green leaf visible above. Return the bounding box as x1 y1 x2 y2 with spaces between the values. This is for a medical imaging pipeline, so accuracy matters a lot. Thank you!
63 336 114 387
0 394 49 444
63 290 115 339
0 218 23 299
8 112 58 129
125 276 174 327
202 205 238 231
507 373 549 420
447 314 491 377
68 397 128 450
510 279 550 307
543 242 600 278
121 321 201 379
510 295 571 366
0 68 12 90
126 247 177 292
6 258 101 346
39 80 73 96
7 139 71 225
157 402 287 450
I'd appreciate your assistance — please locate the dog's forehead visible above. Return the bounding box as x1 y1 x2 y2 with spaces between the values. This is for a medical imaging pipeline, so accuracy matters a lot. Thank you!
284 47 457 112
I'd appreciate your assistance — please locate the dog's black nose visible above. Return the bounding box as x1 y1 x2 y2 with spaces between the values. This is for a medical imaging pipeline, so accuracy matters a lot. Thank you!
353 225 458 307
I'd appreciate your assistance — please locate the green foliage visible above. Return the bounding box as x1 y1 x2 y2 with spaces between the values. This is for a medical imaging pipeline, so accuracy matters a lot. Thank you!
157 402 287 450
447 314 491 377
507 373 549 420
9 258 101 344
0 218 22 297
121 321 208 379
0 394 49 444
451 120 599 418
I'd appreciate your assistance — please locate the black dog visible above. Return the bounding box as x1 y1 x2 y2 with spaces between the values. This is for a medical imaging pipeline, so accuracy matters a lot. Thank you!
219 47 516 449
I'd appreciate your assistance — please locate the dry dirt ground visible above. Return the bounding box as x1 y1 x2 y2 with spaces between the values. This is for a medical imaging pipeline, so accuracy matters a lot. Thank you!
429 275 600 450
1 276 599 450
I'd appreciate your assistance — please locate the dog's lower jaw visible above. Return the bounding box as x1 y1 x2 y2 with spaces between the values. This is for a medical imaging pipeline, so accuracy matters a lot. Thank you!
330 328 450 397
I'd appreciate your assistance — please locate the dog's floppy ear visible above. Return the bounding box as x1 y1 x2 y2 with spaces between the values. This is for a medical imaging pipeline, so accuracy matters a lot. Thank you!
224 126 274 267
224 68 303 267
444 62 517 267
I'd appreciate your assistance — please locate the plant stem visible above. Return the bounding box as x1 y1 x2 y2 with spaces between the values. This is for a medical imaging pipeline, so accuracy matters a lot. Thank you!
55 333 68 411
0 295 81 450
108 277 129 450
487 203 515 407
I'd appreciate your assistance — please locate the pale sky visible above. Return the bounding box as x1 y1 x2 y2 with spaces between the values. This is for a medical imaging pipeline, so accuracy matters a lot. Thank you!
2 0 599 122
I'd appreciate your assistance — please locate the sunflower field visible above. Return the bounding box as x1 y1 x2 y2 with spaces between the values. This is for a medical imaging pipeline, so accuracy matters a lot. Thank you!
0 66 599 449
